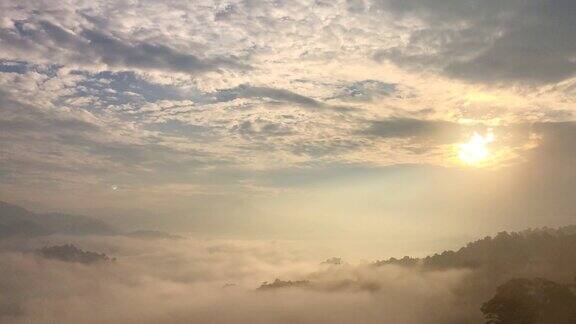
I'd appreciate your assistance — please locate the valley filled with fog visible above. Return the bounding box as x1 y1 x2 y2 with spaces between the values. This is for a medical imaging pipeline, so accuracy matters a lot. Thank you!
3 201 576 323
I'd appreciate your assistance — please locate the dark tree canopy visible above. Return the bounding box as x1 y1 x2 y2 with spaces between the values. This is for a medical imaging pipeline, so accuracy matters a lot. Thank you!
376 226 576 274
37 244 113 265
481 278 576 324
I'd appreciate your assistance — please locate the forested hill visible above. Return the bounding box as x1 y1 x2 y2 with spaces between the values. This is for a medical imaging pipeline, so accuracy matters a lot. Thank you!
376 226 576 272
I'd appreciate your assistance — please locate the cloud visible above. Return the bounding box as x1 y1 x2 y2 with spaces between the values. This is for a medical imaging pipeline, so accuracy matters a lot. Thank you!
0 60 29 74
214 84 353 112
374 0 576 84
329 80 399 102
222 85 323 108
0 79 229 203
234 119 295 139
6 0 576 86
0 19 248 74
3 225 576 323
79 27 248 73
0 235 477 324
72 71 191 107
360 117 462 143
0 89 100 134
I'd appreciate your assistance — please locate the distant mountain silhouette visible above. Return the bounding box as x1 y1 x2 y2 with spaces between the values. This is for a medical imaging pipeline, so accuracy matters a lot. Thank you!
0 201 117 238
37 244 114 264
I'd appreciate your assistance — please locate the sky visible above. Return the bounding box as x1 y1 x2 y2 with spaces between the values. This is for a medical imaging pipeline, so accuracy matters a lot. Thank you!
1 0 576 258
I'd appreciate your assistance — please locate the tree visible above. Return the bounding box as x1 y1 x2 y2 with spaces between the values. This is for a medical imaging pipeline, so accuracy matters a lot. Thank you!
481 278 576 324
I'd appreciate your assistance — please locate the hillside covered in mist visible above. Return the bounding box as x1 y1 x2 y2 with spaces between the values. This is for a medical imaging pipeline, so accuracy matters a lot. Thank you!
2 201 576 323
258 226 576 323
377 226 576 274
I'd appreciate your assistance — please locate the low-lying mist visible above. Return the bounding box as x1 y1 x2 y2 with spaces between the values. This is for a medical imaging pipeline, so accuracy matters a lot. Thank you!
3 226 576 323
0 235 478 324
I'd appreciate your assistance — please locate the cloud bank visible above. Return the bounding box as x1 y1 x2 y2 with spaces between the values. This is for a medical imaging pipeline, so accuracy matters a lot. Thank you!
0 235 475 324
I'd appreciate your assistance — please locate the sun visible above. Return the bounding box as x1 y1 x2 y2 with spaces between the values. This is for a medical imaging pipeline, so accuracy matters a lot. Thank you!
458 131 494 165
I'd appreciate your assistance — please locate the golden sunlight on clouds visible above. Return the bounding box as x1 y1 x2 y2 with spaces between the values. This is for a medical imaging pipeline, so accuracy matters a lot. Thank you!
465 91 498 103
457 130 494 166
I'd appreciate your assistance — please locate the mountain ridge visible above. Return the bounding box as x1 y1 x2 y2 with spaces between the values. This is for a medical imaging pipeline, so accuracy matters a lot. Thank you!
0 201 117 237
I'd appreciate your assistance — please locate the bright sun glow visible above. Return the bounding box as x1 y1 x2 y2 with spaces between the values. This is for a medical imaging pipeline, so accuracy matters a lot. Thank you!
458 131 494 165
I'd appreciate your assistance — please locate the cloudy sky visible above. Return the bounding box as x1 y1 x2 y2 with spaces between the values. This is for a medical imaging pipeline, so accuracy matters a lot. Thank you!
1 0 576 257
